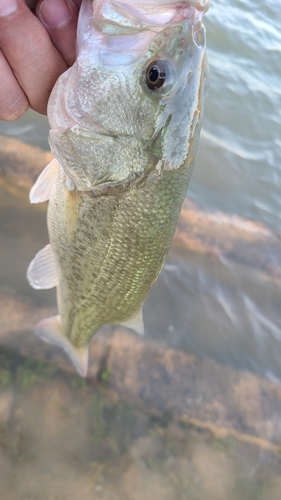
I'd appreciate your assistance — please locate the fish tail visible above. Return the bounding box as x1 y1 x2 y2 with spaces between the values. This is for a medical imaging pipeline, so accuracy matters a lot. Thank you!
35 315 89 377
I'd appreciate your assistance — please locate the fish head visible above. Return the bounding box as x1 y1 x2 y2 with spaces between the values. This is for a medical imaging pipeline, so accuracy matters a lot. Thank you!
48 0 209 191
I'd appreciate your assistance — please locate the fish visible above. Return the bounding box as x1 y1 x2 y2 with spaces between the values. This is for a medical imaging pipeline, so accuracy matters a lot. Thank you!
27 0 209 377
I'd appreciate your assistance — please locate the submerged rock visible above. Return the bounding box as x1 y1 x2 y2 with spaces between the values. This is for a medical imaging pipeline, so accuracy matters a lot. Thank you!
1 135 281 279
0 135 52 189
0 366 279 500
1 292 281 452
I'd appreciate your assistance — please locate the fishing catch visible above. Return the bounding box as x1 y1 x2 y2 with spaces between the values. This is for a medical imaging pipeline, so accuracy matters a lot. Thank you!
27 0 209 376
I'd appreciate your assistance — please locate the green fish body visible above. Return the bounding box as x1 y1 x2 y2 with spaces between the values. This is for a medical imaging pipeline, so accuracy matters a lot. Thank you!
27 0 209 376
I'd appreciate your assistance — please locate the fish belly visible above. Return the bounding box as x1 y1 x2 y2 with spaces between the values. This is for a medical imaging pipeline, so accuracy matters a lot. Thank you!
47 164 192 347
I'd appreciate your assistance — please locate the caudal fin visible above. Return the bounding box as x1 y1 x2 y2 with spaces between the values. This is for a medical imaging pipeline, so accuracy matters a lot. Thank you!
35 315 89 377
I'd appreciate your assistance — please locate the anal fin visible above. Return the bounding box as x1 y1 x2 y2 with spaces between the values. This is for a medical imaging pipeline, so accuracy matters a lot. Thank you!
35 315 89 377
27 244 59 290
120 307 144 336
29 158 59 203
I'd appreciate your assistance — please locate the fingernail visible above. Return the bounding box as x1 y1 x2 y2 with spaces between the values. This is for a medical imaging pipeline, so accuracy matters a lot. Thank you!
39 0 72 29
0 0 18 17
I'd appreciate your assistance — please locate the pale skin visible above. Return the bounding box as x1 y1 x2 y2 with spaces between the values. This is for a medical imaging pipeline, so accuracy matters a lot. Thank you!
0 0 82 120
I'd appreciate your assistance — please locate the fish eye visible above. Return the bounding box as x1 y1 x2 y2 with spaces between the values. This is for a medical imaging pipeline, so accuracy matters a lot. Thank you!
145 60 174 92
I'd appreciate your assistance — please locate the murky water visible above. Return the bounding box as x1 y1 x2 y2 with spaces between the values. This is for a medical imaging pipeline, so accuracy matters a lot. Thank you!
192 0 281 232
0 0 281 498
0 355 280 500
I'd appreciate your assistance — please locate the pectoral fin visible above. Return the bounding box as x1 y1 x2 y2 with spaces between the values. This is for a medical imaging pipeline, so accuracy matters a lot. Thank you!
29 158 59 203
120 308 144 336
27 244 59 290
35 315 89 377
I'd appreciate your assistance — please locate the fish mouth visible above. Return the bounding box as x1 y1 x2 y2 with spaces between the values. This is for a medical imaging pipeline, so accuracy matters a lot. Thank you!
95 0 209 32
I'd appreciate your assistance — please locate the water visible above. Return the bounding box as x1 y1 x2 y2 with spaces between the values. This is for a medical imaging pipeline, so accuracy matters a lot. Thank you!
0 358 281 500
191 0 281 232
0 0 281 498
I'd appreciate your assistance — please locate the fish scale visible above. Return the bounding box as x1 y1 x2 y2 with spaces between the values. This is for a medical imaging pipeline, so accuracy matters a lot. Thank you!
48 164 191 348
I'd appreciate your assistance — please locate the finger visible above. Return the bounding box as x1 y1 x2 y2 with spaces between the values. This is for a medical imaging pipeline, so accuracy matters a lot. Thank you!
0 50 28 121
36 0 79 67
0 0 68 115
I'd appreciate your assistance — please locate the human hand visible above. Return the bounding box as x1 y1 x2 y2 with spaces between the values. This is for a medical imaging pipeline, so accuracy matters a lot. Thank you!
0 0 82 121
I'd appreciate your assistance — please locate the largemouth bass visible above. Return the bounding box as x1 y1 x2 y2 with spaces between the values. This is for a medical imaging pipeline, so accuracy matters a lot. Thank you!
27 0 209 376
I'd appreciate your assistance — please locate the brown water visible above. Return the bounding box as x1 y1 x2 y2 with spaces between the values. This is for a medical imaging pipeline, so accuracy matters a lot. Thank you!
2 176 281 381
0 353 281 500
0 152 281 500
